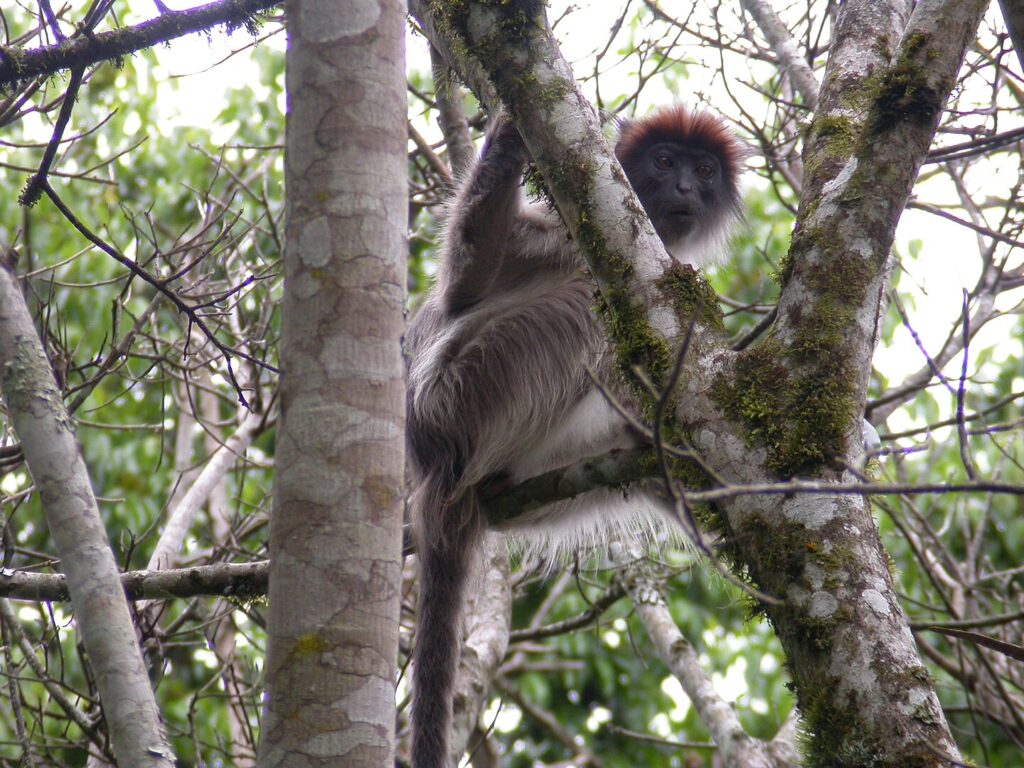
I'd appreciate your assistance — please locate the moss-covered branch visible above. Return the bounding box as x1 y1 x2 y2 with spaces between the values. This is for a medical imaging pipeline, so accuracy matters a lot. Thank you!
706 2 988 764
412 1 989 764
409 0 724 368
720 0 989 478
0 0 278 87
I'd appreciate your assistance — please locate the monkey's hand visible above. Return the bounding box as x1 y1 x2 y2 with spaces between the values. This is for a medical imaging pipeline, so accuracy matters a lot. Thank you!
483 108 530 165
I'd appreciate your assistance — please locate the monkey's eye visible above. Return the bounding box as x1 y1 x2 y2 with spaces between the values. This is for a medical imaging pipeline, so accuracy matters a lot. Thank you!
696 163 716 180
653 154 674 171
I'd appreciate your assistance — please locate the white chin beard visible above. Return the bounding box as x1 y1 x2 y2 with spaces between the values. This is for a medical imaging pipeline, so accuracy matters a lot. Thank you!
665 232 717 267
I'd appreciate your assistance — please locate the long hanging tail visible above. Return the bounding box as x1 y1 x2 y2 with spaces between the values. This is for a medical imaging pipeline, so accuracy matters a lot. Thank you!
411 474 481 768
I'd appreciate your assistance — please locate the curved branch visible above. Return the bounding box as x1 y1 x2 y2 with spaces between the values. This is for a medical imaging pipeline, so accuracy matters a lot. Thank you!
619 555 779 767
0 259 175 766
738 0 820 108
145 410 263 571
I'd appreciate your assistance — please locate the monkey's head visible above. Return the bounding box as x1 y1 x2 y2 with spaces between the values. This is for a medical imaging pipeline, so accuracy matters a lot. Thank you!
615 106 745 265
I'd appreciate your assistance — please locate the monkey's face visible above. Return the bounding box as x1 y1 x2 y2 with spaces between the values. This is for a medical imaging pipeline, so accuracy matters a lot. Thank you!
623 142 731 247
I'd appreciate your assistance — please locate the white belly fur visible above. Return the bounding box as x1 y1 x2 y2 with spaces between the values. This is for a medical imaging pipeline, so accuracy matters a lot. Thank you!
502 389 674 564
509 389 635 481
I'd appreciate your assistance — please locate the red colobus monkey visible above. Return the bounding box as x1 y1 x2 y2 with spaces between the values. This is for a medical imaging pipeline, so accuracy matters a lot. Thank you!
405 106 745 768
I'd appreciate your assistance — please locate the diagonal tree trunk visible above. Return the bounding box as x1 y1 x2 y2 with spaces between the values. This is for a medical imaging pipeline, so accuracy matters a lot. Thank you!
0 256 175 767
409 0 987 763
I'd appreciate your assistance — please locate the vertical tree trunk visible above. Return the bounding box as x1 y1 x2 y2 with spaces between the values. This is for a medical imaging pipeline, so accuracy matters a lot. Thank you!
257 0 407 764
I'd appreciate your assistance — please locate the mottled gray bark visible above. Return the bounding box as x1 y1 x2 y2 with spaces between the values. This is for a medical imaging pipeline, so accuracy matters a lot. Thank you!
256 0 407 764
618 549 783 767
0 259 174 766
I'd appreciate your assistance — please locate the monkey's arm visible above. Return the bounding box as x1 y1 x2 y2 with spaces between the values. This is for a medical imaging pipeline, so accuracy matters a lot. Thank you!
441 116 530 314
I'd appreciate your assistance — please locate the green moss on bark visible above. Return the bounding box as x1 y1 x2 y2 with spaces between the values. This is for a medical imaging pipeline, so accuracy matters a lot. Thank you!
655 262 724 330
712 223 876 477
803 113 857 185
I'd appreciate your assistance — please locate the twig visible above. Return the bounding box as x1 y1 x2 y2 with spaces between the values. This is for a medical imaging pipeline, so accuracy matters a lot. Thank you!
19 67 83 205
604 723 715 751
924 125 1024 163
908 201 1024 250
509 582 626 641
955 290 976 480
408 121 452 186
37 0 66 42
0 600 37 767
41 182 278 406
732 305 777 351
0 598 101 748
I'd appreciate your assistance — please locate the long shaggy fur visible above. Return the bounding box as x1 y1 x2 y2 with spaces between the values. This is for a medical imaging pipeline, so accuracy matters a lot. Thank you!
406 107 744 768
409 476 480 768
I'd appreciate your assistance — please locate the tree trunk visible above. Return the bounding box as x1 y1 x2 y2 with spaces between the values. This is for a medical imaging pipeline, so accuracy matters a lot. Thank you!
410 0 986 763
256 0 407 764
